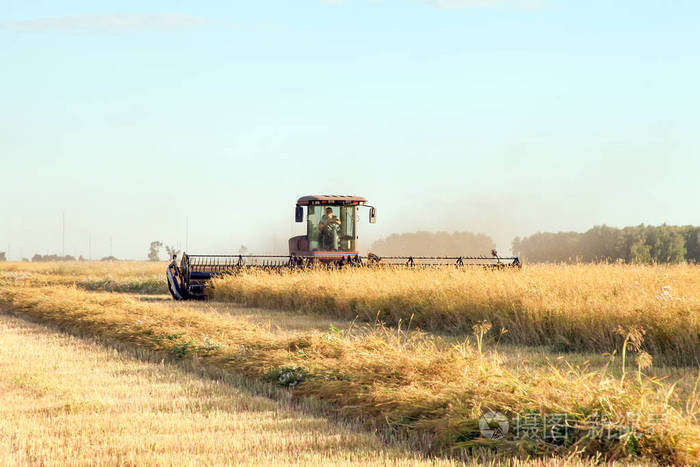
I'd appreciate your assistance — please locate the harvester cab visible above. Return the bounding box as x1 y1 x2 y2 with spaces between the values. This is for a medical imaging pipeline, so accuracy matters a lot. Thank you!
288 195 374 262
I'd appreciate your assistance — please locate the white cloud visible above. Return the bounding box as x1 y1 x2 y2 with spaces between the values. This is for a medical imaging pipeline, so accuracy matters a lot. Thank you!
316 0 544 9
426 0 543 9
0 13 213 32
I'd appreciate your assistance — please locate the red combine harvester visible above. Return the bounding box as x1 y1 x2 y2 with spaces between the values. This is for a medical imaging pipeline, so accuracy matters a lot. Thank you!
166 195 520 300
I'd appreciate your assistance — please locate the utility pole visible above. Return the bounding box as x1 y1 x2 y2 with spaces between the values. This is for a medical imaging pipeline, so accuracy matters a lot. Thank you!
62 212 66 256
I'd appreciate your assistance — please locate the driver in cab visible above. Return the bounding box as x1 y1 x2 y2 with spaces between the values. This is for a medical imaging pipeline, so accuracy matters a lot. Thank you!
319 207 341 250
319 207 340 231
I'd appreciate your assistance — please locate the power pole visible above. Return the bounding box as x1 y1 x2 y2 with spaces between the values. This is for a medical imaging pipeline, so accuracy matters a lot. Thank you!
62 212 66 256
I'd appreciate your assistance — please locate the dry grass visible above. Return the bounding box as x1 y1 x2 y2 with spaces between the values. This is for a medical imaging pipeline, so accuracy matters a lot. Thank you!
144 297 700 404
0 261 166 294
210 264 700 365
0 314 454 466
1 284 698 464
0 260 163 276
0 316 637 467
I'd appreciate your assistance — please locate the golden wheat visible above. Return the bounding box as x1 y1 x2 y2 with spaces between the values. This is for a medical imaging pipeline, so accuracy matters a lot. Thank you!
0 314 456 466
0 260 166 293
210 264 700 364
2 314 641 467
1 284 698 464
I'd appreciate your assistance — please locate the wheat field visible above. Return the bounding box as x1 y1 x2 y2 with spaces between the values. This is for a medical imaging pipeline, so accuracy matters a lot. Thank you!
0 261 166 294
0 314 454 466
1 262 699 464
1 317 647 467
210 264 700 365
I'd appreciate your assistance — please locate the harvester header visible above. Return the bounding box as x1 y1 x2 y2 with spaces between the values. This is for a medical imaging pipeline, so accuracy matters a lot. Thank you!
166 194 520 300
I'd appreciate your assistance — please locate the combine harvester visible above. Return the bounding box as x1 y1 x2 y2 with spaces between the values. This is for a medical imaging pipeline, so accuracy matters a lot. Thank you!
166 195 520 300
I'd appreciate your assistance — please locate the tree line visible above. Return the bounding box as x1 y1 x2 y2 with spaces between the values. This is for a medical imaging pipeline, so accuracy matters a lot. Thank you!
370 231 496 256
29 254 119 262
512 224 700 264
6 226 699 264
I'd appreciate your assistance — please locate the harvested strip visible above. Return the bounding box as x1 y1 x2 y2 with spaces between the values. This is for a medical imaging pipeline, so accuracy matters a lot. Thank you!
0 314 447 466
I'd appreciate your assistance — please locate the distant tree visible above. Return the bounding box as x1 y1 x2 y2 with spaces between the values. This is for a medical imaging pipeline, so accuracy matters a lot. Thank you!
648 225 686 264
238 245 249 255
31 254 76 262
101 256 118 261
511 231 581 263
0 252 6 262
148 241 163 261
514 223 696 264
165 245 180 260
680 226 700 263
628 239 652 264
579 225 625 262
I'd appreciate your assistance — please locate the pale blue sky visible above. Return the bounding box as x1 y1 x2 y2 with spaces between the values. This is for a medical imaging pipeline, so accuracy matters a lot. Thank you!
1 0 698 259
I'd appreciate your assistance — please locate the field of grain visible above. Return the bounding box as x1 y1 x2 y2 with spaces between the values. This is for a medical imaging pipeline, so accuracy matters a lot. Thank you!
0 314 451 466
0 261 166 294
1 261 699 465
210 264 700 365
